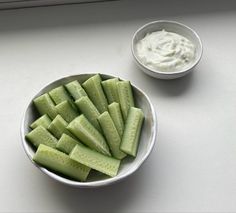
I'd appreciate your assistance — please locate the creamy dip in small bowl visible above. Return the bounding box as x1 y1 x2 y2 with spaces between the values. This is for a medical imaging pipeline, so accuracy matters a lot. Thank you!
132 20 203 80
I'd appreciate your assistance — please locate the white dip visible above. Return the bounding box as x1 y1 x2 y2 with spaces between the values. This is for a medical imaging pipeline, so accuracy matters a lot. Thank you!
136 30 196 72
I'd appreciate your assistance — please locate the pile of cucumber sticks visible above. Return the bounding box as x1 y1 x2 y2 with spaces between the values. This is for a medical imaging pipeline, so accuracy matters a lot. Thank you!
26 74 144 181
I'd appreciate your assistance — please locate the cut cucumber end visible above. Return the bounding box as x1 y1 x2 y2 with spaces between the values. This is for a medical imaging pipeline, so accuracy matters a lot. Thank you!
48 115 73 139
25 126 57 148
33 93 57 119
34 144 90 181
117 81 135 121
82 74 108 113
108 102 124 138
75 96 101 132
98 111 127 160
49 85 73 105
55 100 79 123
65 80 87 100
120 107 144 157
70 144 120 177
101 78 120 104
30 114 51 129
67 115 111 156
56 133 82 154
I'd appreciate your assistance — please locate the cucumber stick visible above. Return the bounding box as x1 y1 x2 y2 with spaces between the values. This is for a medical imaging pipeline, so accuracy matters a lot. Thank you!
55 100 78 123
25 126 57 148
98 111 126 160
82 74 108 113
117 81 135 121
101 78 119 104
49 86 73 105
120 107 144 157
65 80 87 100
67 115 111 156
75 96 101 132
34 144 90 181
33 93 57 119
28 77 145 182
70 144 120 177
108 102 124 137
48 115 73 139
30 114 51 129
56 134 82 154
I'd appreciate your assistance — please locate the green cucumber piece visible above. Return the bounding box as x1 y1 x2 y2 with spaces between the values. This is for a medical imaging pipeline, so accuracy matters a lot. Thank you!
30 114 51 129
82 74 108 113
48 115 73 139
65 80 87 100
34 144 90 181
108 102 124 137
101 78 119 104
98 111 126 160
67 115 111 156
49 85 77 110
75 96 101 132
25 126 57 148
120 107 144 157
70 144 120 177
56 133 82 154
55 100 78 123
117 81 135 121
49 86 72 104
33 93 57 119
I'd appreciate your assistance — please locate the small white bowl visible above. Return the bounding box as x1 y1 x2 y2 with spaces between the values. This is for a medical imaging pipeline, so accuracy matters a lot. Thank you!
132 20 203 80
21 73 157 188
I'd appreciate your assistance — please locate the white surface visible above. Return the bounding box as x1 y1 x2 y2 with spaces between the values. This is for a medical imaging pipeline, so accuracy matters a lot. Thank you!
0 0 236 212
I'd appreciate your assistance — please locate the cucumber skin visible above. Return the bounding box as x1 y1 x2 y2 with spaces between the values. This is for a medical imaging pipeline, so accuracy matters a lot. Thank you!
70 144 120 177
55 100 79 123
48 115 73 139
108 102 124 138
33 93 57 119
67 115 111 156
25 126 57 148
65 80 87 100
34 144 90 181
56 133 82 154
117 81 135 121
82 74 108 113
98 111 126 160
120 107 144 157
75 96 101 132
49 86 73 105
30 114 51 129
101 78 120 104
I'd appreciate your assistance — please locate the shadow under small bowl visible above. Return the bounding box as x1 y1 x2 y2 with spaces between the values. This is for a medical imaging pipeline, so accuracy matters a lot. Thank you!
21 73 157 188
132 20 203 80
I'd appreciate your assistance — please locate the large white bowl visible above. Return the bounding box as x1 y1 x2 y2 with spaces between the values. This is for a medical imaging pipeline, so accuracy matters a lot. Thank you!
21 73 157 188
132 20 203 80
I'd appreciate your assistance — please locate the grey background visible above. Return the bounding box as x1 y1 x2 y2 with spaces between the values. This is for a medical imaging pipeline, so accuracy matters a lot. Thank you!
1 0 236 212
0 0 113 10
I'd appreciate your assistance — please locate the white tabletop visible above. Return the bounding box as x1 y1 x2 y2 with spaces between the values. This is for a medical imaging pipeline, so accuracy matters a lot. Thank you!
1 0 236 212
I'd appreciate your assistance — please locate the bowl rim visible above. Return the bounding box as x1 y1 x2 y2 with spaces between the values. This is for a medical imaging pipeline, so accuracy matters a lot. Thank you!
20 73 157 188
131 20 203 76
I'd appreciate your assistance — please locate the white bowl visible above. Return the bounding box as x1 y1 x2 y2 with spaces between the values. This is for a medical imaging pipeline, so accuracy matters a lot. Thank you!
132 20 203 80
21 73 157 188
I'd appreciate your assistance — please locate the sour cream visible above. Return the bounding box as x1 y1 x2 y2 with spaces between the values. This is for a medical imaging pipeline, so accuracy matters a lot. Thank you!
136 30 195 72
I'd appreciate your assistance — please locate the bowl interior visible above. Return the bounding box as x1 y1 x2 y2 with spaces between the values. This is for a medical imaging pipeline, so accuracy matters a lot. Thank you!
132 20 202 74
21 73 157 187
